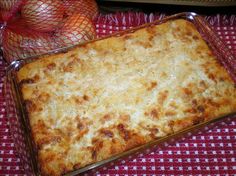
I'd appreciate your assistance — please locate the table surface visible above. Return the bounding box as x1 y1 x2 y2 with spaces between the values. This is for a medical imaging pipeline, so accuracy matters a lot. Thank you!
0 12 236 176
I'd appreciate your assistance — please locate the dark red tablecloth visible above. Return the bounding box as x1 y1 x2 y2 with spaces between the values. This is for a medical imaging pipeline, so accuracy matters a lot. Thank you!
0 12 236 176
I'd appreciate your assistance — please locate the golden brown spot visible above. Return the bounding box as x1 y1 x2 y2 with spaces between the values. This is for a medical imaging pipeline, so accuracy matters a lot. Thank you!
175 27 181 32
192 116 204 125
181 36 191 42
149 127 159 138
186 31 192 36
100 113 112 124
43 153 56 163
74 97 83 104
187 82 195 89
70 54 77 59
148 35 155 41
123 34 132 40
208 73 216 82
37 136 61 149
136 40 152 48
144 108 159 119
91 148 97 160
218 98 231 106
208 51 213 57
197 50 202 55
110 138 125 154
165 110 176 116
76 117 90 140
117 123 130 141
146 26 158 36
46 63 56 70
100 129 114 138
197 105 205 113
150 109 159 119
192 99 198 106
193 35 199 40
147 81 157 91
34 121 63 148
184 108 197 114
25 100 39 112
73 95 89 105
120 114 130 121
38 92 50 103
174 117 193 130
80 43 89 50
158 90 168 105
47 80 55 85
63 59 77 72
91 138 98 144
32 74 40 81
73 163 81 170
224 88 233 96
19 78 35 87
103 114 111 120
83 95 89 101
168 120 175 132
199 80 207 89
77 123 85 131
219 77 224 82
59 165 70 176
63 66 72 72
58 80 63 86
182 87 192 95
91 139 103 160
124 133 146 150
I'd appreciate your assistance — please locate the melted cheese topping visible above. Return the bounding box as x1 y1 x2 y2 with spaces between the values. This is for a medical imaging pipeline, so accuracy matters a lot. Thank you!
17 19 236 176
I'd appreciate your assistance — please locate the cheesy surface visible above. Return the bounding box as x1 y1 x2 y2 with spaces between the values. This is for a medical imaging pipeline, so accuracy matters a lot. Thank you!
17 19 236 176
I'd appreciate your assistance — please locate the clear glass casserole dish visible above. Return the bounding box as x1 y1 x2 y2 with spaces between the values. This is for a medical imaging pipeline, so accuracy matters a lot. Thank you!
4 12 236 175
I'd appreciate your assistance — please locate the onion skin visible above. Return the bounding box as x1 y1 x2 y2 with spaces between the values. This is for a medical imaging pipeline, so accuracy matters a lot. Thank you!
55 14 96 47
63 0 98 19
21 0 64 32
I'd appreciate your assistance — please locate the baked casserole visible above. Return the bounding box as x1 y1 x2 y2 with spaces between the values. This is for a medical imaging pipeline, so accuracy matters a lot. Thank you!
16 19 236 175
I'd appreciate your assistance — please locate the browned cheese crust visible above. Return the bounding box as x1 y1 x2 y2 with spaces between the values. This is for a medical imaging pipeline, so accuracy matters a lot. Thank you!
17 19 236 175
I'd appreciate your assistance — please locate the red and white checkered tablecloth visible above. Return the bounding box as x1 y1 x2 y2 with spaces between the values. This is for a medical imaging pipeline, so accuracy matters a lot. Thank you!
0 12 236 176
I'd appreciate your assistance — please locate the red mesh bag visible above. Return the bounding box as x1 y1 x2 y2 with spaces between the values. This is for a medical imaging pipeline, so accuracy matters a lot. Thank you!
55 13 96 48
0 0 19 11
1 0 98 63
63 0 99 19
21 0 65 32
0 0 22 21
2 20 58 63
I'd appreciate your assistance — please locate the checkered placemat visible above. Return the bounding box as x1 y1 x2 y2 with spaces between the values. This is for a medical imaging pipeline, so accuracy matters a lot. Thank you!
0 12 236 176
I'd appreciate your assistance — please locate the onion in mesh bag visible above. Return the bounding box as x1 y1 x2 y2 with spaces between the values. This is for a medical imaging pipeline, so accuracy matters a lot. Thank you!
21 0 64 32
55 14 96 48
0 0 22 21
3 27 57 63
0 0 19 10
63 0 98 19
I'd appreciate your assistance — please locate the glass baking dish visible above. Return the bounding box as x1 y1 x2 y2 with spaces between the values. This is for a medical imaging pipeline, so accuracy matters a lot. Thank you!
4 12 236 175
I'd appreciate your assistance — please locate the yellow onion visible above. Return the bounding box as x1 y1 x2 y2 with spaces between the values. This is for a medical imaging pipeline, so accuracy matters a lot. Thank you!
55 14 96 48
21 0 64 32
63 0 98 19
0 0 19 10
2 27 57 63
